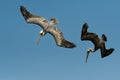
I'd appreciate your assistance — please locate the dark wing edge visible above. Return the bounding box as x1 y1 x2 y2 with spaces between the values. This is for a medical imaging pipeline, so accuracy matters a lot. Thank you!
81 23 88 36
102 34 107 41
81 23 97 40
20 6 48 30
100 42 114 58
20 6 32 20
48 26 76 48
61 39 76 48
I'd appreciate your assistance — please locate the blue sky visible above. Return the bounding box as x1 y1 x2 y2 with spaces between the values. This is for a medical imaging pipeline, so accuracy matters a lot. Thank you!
0 0 120 80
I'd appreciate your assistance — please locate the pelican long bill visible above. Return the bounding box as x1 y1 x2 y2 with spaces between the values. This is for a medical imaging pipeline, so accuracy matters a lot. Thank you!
37 34 42 45
86 51 90 63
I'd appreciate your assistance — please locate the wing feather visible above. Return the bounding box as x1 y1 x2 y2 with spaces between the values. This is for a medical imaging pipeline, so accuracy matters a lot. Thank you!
81 23 100 46
20 6 48 30
47 26 76 48
20 6 76 48
47 26 64 46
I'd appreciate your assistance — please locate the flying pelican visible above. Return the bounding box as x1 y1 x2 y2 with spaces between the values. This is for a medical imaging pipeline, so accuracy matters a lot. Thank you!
20 6 76 48
81 23 114 63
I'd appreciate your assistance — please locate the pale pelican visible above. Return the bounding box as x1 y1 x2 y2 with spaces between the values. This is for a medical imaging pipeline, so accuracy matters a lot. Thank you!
20 6 76 48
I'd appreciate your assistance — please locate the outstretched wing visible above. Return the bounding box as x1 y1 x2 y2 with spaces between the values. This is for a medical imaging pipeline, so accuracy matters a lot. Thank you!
81 23 88 35
100 42 114 58
20 6 48 30
47 26 76 48
81 23 100 46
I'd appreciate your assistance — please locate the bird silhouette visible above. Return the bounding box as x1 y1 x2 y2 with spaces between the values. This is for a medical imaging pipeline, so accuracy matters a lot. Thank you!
81 23 114 62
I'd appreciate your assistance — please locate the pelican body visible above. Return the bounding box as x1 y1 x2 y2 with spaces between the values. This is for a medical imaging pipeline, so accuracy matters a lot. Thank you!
20 6 76 48
81 23 114 62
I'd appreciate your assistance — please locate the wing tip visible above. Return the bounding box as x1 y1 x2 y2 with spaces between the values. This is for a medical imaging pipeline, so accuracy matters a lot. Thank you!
20 6 32 20
61 40 76 48
102 34 107 41
83 23 88 28
101 48 114 58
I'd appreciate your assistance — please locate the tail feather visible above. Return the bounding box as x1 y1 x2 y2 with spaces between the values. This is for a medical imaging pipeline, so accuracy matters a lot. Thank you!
61 40 76 48
20 6 32 20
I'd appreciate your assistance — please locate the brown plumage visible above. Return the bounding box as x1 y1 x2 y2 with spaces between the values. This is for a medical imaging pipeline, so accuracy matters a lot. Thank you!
81 23 114 62
20 6 76 48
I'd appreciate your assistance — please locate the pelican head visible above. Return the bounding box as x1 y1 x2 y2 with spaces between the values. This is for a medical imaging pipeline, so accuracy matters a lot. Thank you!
86 48 94 63
40 30 46 36
87 48 94 53
37 30 46 45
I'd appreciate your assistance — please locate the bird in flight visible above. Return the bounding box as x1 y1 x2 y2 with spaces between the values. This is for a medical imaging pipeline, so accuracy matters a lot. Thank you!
20 6 76 48
81 23 114 63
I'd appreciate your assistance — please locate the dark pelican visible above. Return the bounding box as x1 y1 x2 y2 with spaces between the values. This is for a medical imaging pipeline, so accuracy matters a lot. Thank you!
20 6 76 48
81 23 114 63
